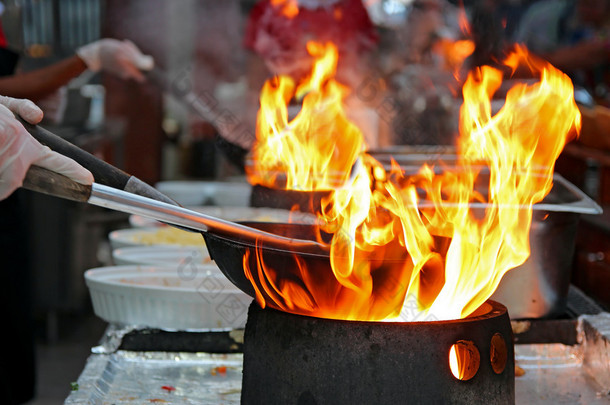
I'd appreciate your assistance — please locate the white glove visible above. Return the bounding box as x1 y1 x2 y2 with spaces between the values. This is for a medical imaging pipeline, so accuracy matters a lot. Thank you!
0 96 94 200
76 39 154 82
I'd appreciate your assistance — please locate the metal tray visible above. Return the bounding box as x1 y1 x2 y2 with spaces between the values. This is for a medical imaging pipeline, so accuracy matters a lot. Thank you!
65 348 608 405
65 351 243 404
64 314 610 404
515 344 608 404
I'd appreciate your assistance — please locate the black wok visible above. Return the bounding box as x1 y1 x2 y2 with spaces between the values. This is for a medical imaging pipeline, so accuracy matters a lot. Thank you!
203 221 417 319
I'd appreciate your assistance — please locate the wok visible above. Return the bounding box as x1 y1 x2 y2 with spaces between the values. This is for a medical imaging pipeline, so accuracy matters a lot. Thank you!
22 123 413 313
28 162 410 311
203 221 413 312
23 165 331 295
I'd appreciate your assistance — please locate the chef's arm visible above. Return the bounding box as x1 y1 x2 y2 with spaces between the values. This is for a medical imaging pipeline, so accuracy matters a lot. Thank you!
0 38 153 102
0 56 86 101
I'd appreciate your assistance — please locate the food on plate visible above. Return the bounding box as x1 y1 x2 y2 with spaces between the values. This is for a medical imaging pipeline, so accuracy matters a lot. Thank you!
211 366 228 376
132 227 204 246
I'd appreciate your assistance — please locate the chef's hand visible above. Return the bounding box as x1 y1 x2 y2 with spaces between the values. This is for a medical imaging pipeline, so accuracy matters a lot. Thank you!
76 39 154 82
0 96 94 200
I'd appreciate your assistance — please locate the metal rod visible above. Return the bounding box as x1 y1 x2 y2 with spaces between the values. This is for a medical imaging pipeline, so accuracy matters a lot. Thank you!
88 183 327 252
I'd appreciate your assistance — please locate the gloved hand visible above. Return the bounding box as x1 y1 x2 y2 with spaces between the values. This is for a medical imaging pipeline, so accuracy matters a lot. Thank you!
76 39 154 82
0 96 94 200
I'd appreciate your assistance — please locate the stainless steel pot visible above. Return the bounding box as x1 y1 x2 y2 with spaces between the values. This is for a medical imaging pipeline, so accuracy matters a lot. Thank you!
369 148 602 319
490 175 601 318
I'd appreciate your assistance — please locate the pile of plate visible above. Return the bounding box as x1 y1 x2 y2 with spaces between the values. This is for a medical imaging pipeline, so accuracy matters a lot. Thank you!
86 181 313 331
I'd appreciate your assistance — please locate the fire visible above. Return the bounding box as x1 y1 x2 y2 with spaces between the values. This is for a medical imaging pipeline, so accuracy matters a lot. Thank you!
244 44 580 321
246 42 364 191
435 38 475 79
271 0 299 18
435 6 475 80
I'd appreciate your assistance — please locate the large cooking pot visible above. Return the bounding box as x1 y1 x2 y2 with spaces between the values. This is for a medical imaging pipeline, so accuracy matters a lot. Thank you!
368 148 603 319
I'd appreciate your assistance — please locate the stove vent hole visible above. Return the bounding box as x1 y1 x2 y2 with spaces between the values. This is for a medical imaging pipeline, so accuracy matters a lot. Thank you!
490 333 508 374
449 340 480 381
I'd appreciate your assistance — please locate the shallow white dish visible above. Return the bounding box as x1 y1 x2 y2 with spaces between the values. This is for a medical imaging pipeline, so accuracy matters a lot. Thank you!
128 206 317 229
112 246 211 266
85 265 251 330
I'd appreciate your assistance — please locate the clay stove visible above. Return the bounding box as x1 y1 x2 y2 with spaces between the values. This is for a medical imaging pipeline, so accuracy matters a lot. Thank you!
241 300 514 405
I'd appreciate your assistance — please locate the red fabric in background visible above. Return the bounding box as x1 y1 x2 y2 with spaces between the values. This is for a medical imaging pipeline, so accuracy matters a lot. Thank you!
244 0 378 55
0 20 7 48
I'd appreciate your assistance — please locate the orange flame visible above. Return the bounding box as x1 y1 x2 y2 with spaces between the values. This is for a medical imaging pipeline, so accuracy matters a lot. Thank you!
271 0 299 18
244 44 580 321
246 42 364 191
435 38 475 79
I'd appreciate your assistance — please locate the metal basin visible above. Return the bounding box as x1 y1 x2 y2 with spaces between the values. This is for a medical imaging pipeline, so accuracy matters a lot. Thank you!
369 148 602 318
491 175 601 318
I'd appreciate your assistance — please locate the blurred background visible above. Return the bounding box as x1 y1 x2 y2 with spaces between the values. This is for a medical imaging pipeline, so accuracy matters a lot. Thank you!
1 0 610 403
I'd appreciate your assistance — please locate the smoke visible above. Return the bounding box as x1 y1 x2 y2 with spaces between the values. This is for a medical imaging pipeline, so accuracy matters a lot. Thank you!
105 0 256 148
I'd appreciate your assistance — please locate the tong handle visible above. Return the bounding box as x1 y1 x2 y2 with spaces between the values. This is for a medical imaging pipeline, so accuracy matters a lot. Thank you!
22 165 92 203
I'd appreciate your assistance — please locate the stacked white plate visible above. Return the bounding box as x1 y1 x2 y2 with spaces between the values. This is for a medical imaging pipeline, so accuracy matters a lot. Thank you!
97 207 317 330
85 265 251 330
95 195 324 330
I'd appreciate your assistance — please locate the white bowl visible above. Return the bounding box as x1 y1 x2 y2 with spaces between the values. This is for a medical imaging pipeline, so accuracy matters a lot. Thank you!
112 246 211 266
154 181 214 206
210 182 252 207
154 180 252 207
85 265 251 330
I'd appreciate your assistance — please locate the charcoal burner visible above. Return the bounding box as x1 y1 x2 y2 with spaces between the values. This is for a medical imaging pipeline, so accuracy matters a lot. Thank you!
242 301 514 405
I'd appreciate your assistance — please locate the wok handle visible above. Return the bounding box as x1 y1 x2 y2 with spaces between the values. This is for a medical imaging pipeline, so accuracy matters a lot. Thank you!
21 167 328 253
22 165 92 203
19 118 131 190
